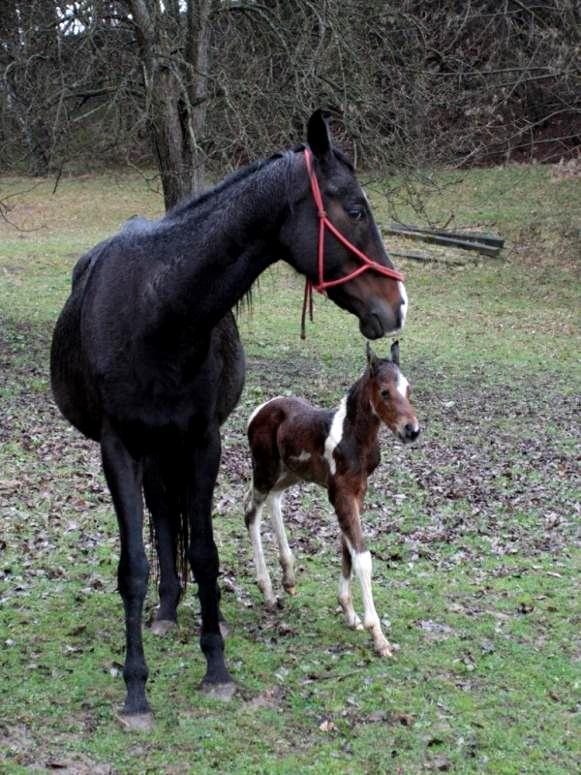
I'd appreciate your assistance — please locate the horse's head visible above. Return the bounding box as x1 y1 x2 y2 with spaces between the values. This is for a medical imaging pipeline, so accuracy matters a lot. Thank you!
366 341 420 443
280 110 407 339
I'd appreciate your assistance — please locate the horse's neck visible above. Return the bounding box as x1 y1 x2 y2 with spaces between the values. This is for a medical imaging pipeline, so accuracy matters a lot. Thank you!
161 156 296 331
344 377 381 451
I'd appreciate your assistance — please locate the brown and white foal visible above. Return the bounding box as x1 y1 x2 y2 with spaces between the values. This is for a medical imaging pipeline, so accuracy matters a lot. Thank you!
244 341 420 656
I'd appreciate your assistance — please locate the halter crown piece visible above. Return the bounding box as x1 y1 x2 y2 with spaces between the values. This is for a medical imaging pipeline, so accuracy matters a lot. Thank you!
301 147 405 339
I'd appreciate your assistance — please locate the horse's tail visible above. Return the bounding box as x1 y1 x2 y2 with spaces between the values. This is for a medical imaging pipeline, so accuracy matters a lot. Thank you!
143 456 190 594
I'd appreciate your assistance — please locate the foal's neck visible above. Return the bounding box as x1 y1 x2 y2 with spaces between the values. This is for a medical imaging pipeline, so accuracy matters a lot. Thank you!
344 373 380 447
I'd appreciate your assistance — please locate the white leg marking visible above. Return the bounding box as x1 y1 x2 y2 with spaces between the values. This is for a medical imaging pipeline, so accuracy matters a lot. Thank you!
270 492 296 592
351 550 393 657
324 397 347 475
338 572 363 630
248 491 276 608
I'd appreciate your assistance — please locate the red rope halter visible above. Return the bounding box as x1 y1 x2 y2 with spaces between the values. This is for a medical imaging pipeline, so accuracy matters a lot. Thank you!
300 147 404 338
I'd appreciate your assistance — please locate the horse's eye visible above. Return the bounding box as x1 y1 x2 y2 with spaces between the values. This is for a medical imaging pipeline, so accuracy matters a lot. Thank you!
347 206 366 221
380 389 390 400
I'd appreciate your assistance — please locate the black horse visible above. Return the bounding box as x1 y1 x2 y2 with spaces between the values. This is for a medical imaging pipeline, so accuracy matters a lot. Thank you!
50 110 408 727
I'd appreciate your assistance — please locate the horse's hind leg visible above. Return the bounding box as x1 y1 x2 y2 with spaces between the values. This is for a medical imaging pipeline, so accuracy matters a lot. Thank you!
101 426 152 726
144 458 182 635
270 491 296 595
186 428 234 698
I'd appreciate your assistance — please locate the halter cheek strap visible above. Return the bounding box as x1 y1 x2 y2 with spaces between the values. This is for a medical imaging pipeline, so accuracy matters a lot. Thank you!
301 147 404 339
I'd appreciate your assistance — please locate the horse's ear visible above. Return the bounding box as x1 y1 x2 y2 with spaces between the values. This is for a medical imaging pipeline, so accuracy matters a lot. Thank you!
390 340 400 367
307 109 332 162
366 342 378 374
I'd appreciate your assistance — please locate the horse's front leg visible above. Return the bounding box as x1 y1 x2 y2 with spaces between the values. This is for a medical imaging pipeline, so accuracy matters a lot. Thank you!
101 427 152 726
331 484 393 658
186 428 234 698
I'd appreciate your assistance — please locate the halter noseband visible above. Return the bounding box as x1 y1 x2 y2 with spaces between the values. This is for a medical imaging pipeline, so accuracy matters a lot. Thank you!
301 147 405 338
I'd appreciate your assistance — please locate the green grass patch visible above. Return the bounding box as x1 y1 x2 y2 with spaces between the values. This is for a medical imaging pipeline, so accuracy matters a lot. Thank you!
0 164 579 773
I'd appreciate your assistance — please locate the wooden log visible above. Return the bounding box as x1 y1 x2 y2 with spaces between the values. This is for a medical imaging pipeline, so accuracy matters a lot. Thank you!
385 227 501 257
389 222 505 248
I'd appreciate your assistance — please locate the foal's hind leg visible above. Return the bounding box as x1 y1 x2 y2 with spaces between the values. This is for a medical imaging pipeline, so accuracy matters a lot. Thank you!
144 459 182 636
270 491 296 595
245 488 278 610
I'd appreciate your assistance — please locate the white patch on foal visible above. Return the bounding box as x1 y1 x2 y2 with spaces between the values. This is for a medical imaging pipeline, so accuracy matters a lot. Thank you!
396 372 409 398
290 450 311 463
324 396 347 475
247 396 283 430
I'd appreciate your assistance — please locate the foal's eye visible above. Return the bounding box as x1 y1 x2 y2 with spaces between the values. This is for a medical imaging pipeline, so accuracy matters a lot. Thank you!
380 389 390 400
347 206 366 221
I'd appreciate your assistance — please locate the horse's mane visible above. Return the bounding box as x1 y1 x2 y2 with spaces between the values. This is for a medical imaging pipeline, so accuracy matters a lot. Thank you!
167 145 306 222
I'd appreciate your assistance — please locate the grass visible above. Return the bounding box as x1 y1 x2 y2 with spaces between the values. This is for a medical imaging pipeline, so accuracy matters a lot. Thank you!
0 162 579 774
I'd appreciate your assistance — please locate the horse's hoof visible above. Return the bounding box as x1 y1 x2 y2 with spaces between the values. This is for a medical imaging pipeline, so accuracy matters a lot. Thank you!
150 619 176 636
201 681 236 702
219 620 230 639
116 712 154 732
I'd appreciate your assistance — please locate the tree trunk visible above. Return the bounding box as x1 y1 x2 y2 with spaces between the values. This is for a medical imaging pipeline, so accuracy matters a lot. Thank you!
129 0 214 211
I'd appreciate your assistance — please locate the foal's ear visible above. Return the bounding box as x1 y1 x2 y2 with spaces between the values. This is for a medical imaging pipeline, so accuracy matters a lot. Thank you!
307 109 333 162
366 342 378 373
390 340 400 367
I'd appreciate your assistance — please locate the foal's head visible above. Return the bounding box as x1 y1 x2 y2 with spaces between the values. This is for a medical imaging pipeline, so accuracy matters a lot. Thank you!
366 341 420 443
279 110 407 339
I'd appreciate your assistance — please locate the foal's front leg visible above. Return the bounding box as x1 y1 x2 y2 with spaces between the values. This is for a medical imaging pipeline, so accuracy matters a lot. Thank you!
101 426 152 727
331 485 393 657
338 535 363 630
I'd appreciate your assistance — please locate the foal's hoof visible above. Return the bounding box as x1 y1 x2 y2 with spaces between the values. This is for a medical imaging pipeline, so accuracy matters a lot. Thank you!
150 619 176 636
284 585 297 596
116 711 155 732
265 597 283 612
201 681 236 702
375 641 395 658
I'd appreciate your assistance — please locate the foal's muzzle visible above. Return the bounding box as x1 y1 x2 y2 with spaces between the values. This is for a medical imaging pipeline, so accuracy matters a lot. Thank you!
400 422 420 443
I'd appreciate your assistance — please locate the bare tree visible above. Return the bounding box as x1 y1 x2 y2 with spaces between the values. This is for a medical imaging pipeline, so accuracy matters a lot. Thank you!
0 0 578 199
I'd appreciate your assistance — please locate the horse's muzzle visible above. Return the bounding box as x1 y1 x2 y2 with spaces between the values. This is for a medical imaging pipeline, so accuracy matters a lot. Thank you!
359 304 401 339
